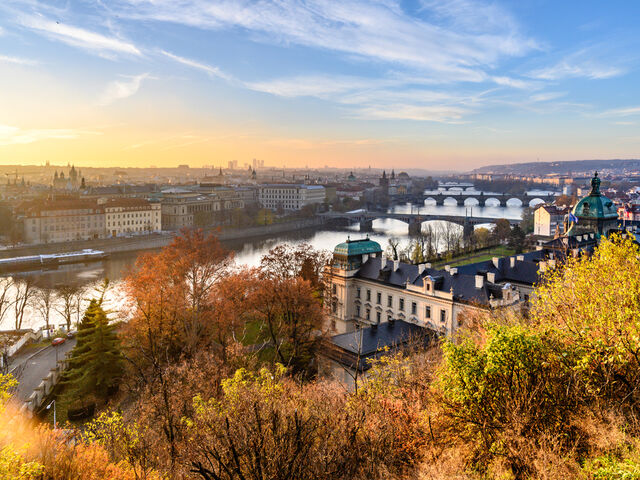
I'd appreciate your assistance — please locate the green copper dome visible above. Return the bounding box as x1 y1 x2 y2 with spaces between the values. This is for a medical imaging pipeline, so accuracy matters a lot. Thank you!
333 236 382 257
566 172 619 236
571 172 617 220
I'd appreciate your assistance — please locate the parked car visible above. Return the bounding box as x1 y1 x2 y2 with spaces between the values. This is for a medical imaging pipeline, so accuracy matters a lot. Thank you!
51 337 66 346
66 331 76 339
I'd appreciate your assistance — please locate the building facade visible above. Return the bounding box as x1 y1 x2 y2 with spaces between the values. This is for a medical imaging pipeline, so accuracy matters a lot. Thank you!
102 198 161 237
534 204 569 237
324 237 524 336
258 184 325 211
22 199 105 243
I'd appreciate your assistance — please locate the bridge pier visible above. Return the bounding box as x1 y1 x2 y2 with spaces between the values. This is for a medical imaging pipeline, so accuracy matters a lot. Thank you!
499 196 509 208
434 194 445 206
408 220 422 236
456 198 464 206
360 219 373 232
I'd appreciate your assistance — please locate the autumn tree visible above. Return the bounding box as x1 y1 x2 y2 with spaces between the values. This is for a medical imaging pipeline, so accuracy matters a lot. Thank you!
492 218 512 242
0 278 13 330
55 285 80 331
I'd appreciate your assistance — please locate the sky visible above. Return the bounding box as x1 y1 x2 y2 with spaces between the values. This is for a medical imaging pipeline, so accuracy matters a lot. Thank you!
0 0 639 171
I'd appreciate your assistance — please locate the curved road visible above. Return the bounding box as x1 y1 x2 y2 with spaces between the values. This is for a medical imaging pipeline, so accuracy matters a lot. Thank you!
8 339 76 402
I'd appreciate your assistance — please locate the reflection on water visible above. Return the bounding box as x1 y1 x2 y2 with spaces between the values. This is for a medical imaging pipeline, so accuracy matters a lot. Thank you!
2 201 524 330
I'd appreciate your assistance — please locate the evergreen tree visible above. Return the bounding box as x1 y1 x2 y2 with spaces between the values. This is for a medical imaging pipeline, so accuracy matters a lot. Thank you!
63 300 122 400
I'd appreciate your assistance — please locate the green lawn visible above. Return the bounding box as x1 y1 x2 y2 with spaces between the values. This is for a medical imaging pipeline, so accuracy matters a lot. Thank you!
432 245 518 268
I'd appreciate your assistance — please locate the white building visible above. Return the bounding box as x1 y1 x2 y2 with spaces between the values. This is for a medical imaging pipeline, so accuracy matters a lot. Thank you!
102 198 161 237
258 184 325 211
22 199 106 244
324 237 529 336
534 204 569 237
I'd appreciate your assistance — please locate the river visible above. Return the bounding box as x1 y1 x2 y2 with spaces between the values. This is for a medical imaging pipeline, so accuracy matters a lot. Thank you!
0 193 546 332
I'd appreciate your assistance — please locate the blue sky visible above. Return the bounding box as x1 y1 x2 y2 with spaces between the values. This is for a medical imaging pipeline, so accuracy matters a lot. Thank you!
0 0 639 170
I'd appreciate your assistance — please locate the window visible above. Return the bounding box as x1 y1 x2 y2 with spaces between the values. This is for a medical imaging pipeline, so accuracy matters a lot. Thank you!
366 289 371 301
366 309 370 321
425 306 431 318
356 305 360 317
411 302 417 315
399 298 404 311
332 284 337 295
376 292 381 304
387 295 392 307
387 314 393 322
440 310 446 323
332 302 337 313
376 311 381 324
356 287 361 298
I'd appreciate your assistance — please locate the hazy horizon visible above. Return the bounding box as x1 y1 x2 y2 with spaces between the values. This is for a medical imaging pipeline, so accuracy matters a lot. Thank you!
1 1 639 169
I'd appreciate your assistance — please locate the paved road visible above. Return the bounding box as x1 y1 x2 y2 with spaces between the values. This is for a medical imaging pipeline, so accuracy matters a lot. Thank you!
9 339 76 402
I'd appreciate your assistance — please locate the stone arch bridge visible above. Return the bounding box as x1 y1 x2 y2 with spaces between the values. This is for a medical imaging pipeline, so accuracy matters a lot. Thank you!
320 211 521 236
410 191 556 207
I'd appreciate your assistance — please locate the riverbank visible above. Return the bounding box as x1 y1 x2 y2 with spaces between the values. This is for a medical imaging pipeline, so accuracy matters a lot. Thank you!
0 217 329 259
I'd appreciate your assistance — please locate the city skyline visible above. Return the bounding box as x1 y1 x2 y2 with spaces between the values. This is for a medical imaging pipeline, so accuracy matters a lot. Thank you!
1 0 639 169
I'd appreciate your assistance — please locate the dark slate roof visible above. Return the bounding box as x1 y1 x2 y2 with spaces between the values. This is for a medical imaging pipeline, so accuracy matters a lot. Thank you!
323 320 431 371
355 256 524 306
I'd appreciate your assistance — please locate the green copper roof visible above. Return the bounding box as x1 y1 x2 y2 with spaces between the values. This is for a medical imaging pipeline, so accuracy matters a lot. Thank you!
334 237 382 257
571 171 617 220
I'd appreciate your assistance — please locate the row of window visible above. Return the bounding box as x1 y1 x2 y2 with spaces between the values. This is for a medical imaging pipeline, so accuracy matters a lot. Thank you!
355 305 446 324
355 286 446 321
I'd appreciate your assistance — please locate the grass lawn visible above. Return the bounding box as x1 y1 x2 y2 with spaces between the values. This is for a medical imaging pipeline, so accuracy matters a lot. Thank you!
433 245 518 268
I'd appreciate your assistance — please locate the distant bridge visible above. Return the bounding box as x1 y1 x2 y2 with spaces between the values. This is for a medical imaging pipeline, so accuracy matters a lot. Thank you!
398 190 557 207
320 210 521 235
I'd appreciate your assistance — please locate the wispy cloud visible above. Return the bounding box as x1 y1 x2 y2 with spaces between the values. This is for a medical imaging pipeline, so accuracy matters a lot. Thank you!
109 0 537 82
598 106 640 118
20 15 141 57
98 73 149 106
529 48 625 80
529 91 566 103
161 50 231 80
491 76 536 90
0 54 38 66
0 124 100 146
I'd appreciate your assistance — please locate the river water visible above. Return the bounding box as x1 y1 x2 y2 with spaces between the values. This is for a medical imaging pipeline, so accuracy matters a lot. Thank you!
1 192 548 331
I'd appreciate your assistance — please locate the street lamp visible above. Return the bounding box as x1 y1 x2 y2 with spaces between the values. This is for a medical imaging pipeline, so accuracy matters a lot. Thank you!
46 400 56 429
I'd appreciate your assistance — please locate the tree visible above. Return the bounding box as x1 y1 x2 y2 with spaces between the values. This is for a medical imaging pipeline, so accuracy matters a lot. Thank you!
259 243 331 288
554 194 576 207
255 208 274 225
250 275 324 373
55 285 79 331
386 237 400 260
520 206 534 234
63 300 122 400
33 287 54 333
472 227 491 248
0 278 13 330
508 225 526 253
492 218 512 242
12 277 35 331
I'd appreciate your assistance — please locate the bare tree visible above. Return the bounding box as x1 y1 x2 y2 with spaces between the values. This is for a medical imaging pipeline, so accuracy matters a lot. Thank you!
55 285 79 331
386 237 401 260
0 277 14 328
33 287 55 333
13 277 36 331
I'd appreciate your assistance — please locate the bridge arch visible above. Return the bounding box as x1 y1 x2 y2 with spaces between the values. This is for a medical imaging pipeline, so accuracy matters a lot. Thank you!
505 198 523 207
483 197 502 207
528 198 546 207
463 197 480 206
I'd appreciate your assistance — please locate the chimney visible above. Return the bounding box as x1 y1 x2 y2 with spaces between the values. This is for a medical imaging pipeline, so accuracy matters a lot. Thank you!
487 272 496 283
475 275 484 289
450 267 458 275
425 263 432 268
516 254 524 261
492 257 500 268
393 259 399 271
362 254 369 263
418 264 425 274
509 257 515 268
444 265 451 272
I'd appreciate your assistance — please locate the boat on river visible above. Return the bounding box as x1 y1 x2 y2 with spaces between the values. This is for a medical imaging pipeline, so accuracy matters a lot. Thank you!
0 249 109 274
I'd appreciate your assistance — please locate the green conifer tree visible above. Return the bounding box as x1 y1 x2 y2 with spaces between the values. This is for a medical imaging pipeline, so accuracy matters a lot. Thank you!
63 300 122 400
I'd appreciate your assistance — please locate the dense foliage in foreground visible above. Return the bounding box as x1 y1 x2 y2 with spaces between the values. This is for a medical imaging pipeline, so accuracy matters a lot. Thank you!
3 234 640 479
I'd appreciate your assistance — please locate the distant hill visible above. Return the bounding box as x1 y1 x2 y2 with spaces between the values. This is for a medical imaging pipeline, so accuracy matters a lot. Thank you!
473 159 640 175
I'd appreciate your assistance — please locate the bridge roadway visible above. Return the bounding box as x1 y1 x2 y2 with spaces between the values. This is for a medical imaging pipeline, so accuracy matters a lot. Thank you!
321 211 520 235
